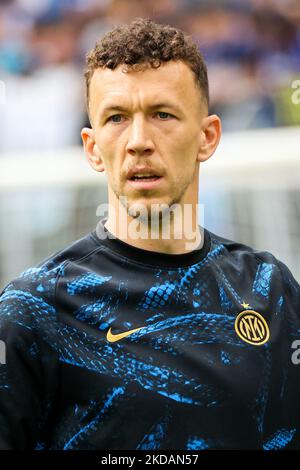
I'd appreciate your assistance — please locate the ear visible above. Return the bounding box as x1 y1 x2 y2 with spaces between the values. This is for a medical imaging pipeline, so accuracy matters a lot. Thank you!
81 127 105 172
197 114 222 163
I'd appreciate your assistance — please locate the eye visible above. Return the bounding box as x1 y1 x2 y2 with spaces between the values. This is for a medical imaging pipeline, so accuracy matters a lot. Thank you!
157 111 173 120
107 114 124 123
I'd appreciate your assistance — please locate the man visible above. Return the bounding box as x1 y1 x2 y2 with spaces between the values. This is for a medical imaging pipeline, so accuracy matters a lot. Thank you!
0 18 299 450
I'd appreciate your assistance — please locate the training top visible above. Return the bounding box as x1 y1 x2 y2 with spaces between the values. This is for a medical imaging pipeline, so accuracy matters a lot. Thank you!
0 217 300 450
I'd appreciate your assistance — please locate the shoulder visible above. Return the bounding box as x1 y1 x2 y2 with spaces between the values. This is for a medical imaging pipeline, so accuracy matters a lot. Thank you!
0 231 101 318
207 228 300 305
207 228 299 291
208 228 290 267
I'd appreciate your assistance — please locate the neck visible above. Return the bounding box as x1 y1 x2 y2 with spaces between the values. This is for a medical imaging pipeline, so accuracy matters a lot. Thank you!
105 201 202 255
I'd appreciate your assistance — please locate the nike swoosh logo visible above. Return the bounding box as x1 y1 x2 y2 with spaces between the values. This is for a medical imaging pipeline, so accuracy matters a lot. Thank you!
106 326 144 343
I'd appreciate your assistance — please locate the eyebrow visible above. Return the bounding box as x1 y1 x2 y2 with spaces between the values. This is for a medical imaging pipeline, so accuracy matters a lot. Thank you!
98 102 183 119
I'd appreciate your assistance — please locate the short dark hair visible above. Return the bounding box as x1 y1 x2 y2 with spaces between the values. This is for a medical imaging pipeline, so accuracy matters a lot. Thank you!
84 17 209 113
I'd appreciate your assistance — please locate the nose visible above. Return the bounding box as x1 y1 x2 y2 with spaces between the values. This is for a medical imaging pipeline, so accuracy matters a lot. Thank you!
125 115 155 157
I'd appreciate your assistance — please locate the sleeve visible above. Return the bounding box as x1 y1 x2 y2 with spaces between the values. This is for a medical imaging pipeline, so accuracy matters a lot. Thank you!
281 262 300 446
0 280 59 449
263 261 300 450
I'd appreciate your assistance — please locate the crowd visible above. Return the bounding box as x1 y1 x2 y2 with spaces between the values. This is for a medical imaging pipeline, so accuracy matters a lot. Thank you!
0 0 299 152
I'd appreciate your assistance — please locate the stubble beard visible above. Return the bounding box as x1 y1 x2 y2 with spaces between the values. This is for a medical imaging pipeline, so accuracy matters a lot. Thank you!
113 175 192 231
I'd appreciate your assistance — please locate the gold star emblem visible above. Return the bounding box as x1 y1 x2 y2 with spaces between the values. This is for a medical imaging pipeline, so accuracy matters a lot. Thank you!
241 302 251 309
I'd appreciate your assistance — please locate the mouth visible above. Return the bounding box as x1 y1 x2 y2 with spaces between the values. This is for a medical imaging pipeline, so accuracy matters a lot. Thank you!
127 175 163 190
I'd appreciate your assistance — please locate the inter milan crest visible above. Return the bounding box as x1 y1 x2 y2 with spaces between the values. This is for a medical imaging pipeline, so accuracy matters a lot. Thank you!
235 306 270 346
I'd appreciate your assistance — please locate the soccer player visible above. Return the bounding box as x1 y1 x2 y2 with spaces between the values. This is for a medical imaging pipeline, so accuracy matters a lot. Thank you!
0 18 299 450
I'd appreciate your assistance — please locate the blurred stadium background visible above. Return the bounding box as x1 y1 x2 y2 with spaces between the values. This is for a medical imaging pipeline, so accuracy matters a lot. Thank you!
0 0 299 288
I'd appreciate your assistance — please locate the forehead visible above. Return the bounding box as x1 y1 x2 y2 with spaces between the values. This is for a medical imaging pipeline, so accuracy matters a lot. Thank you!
89 60 202 119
